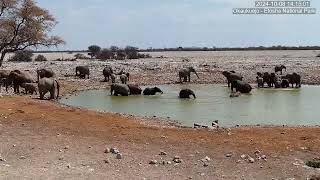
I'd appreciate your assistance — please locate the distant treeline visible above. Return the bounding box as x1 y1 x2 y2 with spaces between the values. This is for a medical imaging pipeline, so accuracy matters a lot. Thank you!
31 46 320 53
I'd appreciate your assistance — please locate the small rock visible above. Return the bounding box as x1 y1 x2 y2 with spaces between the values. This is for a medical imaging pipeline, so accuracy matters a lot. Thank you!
58 157 64 161
240 154 247 159
59 149 63 152
67 164 71 169
12 144 16 147
167 161 172 165
104 148 111 153
104 159 110 164
173 159 182 163
64 146 69 150
248 157 255 163
111 148 119 154
149 160 158 165
173 156 180 160
226 153 233 158
116 153 123 159
0 156 6 162
261 155 267 161
203 162 209 167
159 151 167 156
204 156 211 161
19 156 26 160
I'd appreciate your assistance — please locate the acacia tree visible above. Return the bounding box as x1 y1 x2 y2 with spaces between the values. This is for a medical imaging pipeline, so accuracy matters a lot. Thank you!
88 45 101 58
0 0 64 66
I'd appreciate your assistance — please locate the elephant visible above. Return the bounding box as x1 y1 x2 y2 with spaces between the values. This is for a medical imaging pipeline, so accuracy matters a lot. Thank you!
143 87 163 95
6 70 34 93
37 68 55 82
111 74 116 83
103 66 113 82
120 74 128 84
283 73 301 88
0 70 10 79
76 66 90 79
179 89 196 99
231 80 252 93
38 78 60 100
21 83 37 95
179 67 199 83
256 77 264 88
275 65 286 75
222 71 243 87
110 84 130 96
117 70 130 81
262 72 272 88
127 84 142 95
281 79 290 88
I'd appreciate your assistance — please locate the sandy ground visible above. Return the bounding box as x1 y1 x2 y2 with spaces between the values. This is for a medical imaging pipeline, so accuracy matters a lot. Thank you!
0 50 320 179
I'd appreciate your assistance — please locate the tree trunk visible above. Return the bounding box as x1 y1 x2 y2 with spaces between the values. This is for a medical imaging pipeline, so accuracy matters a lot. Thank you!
0 52 6 67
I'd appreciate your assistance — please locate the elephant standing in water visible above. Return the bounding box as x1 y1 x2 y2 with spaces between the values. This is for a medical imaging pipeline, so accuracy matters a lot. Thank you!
6 70 34 93
143 87 163 95
37 68 55 82
110 84 130 96
275 65 286 75
283 73 301 88
179 67 199 83
231 80 252 93
127 84 142 95
222 71 243 87
103 66 113 82
76 66 90 79
38 78 60 100
179 89 196 99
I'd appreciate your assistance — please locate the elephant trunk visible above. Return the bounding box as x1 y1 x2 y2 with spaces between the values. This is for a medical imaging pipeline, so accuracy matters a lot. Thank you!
192 93 196 99
194 71 199 79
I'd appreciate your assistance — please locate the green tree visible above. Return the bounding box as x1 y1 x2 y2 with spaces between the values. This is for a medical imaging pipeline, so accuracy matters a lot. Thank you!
0 0 64 66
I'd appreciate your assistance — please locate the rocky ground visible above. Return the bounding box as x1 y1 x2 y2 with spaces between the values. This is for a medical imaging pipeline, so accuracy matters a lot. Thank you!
0 50 320 179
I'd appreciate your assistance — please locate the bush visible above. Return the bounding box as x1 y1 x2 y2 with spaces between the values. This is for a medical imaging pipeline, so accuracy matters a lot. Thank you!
88 45 101 58
116 50 126 60
97 49 112 60
34 54 47 62
306 160 320 168
74 53 87 59
125 46 139 59
8 51 33 62
138 53 152 58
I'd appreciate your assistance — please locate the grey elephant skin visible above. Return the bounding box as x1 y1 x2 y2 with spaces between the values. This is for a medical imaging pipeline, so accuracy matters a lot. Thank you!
143 87 163 95
231 80 252 93
222 71 243 87
179 89 196 99
37 68 55 82
275 65 286 75
76 66 90 79
21 83 37 95
117 70 130 81
110 84 130 96
6 70 34 93
179 67 199 83
120 74 128 84
283 73 301 88
127 84 142 95
38 78 60 100
103 66 113 82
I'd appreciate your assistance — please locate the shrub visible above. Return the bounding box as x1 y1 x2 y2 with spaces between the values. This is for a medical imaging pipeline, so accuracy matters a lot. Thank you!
306 160 320 168
97 49 112 60
34 54 47 62
74 53 87 59
125 46 139 59
138 53 152 58
88 45 101 58
116 50 126 60
8 51 33 62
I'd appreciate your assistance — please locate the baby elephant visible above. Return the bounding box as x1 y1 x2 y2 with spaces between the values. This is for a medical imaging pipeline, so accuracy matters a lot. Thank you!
120 74 128 84
127 84 142 95
110 84 130 96
179 89 196 99
143 87 163 95
231 80 252 93
111 74 116 83
21 83 37 95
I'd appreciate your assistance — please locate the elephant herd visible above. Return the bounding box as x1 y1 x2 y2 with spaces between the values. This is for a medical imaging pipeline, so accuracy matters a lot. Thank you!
0 63 302 100
222 64 302 95
0 69 59 100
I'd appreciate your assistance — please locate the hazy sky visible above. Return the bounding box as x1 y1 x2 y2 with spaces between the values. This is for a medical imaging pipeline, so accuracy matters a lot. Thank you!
37 0 320 50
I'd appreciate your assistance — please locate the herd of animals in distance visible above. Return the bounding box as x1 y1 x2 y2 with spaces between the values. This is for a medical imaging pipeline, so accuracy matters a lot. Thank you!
0 64 301 100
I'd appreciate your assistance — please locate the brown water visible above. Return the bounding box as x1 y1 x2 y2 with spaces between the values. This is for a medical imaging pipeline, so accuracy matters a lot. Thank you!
60 84 320 127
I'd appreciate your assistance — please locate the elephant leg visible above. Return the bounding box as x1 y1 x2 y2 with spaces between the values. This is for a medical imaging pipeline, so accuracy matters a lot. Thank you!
227 81 230 87
50 88 55 99
40 92 44 100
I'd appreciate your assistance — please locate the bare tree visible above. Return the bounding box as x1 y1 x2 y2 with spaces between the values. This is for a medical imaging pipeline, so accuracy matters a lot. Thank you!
0 0 64 66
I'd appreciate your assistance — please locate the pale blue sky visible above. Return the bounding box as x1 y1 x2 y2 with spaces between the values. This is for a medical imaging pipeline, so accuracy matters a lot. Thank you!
37 0 320 50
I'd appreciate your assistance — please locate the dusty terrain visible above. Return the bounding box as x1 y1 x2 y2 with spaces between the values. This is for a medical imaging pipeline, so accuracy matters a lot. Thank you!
0 50 320 179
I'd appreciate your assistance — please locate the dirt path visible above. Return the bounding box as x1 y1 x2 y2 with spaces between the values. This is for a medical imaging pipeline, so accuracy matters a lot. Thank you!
0 96 319 179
